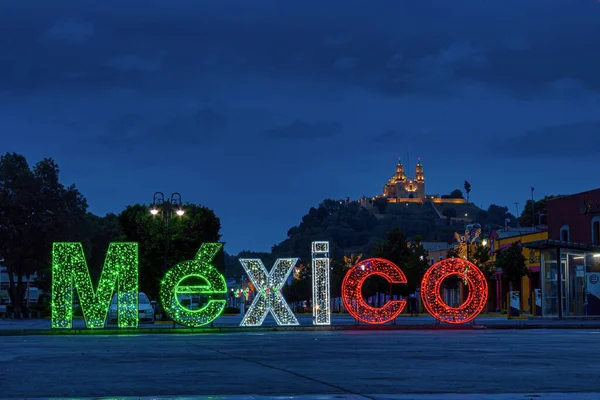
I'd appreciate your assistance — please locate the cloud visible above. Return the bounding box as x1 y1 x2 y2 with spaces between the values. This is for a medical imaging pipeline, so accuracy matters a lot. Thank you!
105 51 167 73
145 107 227 143
386 53 404 69
333 57 358 70
260 120 341 140
371 130 407 143
93 107 227 152
2 0 600 97
40 19 94 45
492 120 600 159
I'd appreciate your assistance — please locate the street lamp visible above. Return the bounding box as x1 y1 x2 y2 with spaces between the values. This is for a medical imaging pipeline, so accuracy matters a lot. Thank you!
150 192 185 325
150 192 185 274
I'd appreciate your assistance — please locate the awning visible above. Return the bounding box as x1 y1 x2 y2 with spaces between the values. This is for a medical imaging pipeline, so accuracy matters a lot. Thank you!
523 239 600 252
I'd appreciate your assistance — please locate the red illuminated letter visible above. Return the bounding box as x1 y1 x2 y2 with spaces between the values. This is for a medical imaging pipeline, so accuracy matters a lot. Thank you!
341 258 407 324
420 258 488 324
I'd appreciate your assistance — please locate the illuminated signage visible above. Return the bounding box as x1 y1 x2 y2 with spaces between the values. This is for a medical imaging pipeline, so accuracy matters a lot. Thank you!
51 240 488 329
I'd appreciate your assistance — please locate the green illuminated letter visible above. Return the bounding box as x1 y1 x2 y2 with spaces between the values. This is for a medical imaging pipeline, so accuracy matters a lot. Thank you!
52 242 139 329
160 242 227 327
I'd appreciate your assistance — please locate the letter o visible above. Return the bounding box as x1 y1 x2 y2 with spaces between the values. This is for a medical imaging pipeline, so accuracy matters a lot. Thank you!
342 258 407 324
420 258 488 324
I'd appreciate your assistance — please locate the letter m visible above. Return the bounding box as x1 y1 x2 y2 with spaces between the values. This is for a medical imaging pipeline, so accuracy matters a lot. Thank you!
51 242 138 329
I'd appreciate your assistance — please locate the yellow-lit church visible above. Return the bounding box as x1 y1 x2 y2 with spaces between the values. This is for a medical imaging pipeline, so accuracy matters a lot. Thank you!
361 157 466 206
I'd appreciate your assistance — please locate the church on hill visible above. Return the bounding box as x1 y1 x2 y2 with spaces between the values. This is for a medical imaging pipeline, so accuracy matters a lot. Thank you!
383 157 426 200
360 157 466 207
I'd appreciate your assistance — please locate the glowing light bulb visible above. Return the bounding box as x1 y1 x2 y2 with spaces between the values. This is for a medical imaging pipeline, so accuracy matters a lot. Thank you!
150 208 159 215
176 209 185 216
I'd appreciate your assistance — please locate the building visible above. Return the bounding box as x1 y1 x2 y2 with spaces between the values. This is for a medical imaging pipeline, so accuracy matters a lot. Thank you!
383 157 426 200
546 188 600 244
524 189 600 318
0 265 41 314
489 229 548 313
360 157 467 207
421 241 456 264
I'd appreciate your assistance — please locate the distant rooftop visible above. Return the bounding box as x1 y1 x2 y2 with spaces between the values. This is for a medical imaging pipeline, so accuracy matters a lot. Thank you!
420 241 456 251
495 226 547 239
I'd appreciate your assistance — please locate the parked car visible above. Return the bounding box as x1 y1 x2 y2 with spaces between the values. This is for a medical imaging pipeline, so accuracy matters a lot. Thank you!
108 292 155 324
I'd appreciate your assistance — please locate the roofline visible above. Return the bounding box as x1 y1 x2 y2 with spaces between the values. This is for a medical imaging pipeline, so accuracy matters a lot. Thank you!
547 188 600 202
523 239 600 252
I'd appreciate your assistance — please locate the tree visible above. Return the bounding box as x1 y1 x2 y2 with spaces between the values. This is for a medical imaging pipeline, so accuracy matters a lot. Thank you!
34 212 122 292
487 204 515 227
0 153 88 315
495 241 528 289
446 247 460 258
371 227 414 296
442 207 457 222
405 239 429 294
464 181 472 203
450 189 464 199
373 197 389 214
118 203 222 300
519 195 562 226
470 243 495 279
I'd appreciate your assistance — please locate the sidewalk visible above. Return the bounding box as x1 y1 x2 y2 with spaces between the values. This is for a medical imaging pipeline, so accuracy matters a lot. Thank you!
2 314 600 336
2 394 598 400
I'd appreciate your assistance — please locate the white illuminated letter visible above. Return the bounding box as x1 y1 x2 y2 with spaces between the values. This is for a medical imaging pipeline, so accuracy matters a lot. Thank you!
239 258 299 326
312 241 330 325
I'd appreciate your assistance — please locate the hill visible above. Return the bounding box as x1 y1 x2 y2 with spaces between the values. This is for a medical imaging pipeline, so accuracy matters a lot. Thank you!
268 199 474 263
223 198 517 277
431 202 483 221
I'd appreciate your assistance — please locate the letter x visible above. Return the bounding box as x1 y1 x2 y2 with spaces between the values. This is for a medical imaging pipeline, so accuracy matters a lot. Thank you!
239 258 299 326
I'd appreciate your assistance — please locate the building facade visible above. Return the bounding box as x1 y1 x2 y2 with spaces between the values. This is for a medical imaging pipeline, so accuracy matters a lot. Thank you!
489 230 548 313
525 189 600 318
383 158 426 200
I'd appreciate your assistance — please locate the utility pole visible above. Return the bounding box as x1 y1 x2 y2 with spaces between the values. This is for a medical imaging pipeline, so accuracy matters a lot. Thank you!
514 202 519 220
531 187 535 230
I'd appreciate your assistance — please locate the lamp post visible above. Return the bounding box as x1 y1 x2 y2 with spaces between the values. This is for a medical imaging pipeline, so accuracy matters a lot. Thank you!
150 192 184 325
150 192 185 275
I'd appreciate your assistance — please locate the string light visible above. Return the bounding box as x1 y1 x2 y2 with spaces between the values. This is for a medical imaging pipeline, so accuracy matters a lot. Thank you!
341 258 407 325
239 258 299 326
312 241 330 325
51 242 138 329
160 243 227 327
420 258 488 324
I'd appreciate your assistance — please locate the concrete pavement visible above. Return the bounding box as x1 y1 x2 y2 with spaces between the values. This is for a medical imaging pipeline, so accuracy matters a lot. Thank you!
3 395 600 400
3 314 600 336
1 329 599 399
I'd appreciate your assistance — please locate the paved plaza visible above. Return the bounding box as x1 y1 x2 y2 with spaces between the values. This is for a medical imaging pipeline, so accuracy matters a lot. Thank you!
2 314 600 335
1 328 599 399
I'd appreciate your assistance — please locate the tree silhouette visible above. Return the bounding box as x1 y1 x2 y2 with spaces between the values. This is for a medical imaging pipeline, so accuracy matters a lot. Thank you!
442 207 457 222
464 181 472 203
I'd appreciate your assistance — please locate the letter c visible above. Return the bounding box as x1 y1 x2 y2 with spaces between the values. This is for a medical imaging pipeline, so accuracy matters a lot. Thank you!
341 258 407 324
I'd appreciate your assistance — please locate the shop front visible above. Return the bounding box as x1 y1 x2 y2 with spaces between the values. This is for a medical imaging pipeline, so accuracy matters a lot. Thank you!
528 240 600 317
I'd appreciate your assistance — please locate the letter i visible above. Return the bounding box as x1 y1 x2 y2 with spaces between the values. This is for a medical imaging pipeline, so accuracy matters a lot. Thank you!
311 241 330 325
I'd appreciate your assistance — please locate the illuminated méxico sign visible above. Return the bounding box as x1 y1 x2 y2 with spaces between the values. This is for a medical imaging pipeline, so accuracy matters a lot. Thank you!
51 241 488 329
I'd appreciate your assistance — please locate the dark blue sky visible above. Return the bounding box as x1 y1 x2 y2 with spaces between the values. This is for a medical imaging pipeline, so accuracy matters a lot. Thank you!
2 0 600 254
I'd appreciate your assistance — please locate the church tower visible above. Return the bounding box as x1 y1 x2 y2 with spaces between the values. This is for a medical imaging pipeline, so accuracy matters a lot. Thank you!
414 157 425 198
383 157 406 198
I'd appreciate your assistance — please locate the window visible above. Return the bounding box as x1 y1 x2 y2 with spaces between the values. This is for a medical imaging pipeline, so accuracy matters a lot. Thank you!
592 217 600 245
560 225 570 242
